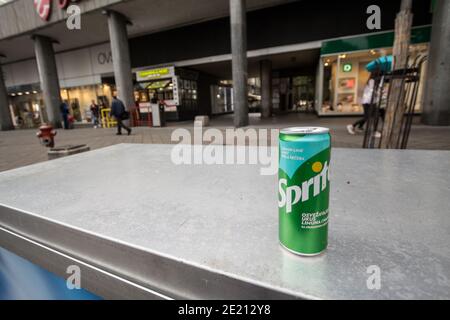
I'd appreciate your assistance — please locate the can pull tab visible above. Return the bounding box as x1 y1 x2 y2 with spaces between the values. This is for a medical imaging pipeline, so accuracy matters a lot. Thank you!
280 127 330 135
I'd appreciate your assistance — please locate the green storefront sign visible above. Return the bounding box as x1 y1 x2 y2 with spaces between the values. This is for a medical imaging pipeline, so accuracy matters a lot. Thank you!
342 63 353 72
321 25 431 55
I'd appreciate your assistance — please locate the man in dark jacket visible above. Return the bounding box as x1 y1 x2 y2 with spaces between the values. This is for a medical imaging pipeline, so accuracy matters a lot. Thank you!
60 102 70 130
110 96 132 136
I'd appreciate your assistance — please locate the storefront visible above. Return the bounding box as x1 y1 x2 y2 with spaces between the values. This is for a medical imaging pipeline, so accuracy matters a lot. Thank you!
7 84 45 128
8 82 116 128
210 78 264 115
135 66 201 121
60 83 115 123
316 26 431 116
211 75 315 115
272 75 316 113
3 42 116 128
210 82 234 115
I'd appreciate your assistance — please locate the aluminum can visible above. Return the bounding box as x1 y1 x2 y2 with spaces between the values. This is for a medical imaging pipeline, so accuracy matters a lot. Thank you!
278 127 331 256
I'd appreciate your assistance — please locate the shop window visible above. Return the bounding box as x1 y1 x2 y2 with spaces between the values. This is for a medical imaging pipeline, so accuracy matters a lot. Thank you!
321 49 392 114
320 44 428 115
60 85 103 122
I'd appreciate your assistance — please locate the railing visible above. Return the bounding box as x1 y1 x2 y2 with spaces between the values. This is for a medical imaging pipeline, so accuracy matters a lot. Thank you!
129 101 176 127
363 55 428 149
100 108 117 128
130 105 153 127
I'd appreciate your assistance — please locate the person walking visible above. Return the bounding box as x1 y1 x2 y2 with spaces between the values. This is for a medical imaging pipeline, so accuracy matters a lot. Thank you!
60 102 70 130
90 100 100 129
347 74 380 136
110 96 132 136
347 72 384 138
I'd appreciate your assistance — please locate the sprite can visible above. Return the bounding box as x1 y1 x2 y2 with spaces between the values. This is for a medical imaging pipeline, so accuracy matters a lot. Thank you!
278 127 331 256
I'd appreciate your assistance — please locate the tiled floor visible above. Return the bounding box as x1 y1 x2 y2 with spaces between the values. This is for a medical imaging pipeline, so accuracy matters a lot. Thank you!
1 113 449 172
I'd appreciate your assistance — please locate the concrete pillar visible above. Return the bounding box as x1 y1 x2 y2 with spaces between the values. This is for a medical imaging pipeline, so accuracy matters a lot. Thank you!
105 10 134 110
314 59 324 114
33 35 63 128
230 0 249 128
260 60 272 118
422 0 450 126
0 61 14 131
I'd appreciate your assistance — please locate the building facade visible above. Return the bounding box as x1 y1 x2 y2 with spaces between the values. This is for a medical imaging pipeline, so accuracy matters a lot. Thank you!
0 0 444 129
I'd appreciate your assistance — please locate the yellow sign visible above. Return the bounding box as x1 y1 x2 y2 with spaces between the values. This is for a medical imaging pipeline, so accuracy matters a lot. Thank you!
138 67 173 80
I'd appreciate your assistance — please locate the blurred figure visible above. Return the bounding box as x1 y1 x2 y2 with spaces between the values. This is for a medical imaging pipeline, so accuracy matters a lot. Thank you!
110 96 132 136
60 102 70 130
68 114 75 129
347 73 376 136
90 100 100 129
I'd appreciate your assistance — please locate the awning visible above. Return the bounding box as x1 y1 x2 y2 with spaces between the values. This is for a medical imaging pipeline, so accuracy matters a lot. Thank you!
321 25 431 56
146 80 172 90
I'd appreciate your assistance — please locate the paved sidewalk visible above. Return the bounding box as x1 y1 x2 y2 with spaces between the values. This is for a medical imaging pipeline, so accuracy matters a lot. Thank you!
1 114 449 172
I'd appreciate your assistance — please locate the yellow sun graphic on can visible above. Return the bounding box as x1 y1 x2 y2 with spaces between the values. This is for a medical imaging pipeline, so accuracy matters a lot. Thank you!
312 162 323 173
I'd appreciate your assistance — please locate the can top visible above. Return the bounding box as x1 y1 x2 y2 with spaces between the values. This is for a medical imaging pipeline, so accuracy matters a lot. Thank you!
280 127 330 135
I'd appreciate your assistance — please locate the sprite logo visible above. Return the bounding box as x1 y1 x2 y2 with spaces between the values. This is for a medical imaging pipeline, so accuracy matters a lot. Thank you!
278 161 330 214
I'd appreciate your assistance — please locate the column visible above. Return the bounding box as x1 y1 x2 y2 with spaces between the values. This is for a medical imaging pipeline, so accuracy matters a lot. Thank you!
230 0 249 128
105 10 134 110
314 59 324 115
33 35 63 128
0 61 14 131
422 0 450 126
260 60 272 118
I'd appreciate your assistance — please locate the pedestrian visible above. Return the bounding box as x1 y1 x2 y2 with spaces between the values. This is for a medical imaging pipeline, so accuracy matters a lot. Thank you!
347 73 377 136
90 100 100 129
110 96 132 136
60 102 70 130
150 94 158 105
68 114 75 129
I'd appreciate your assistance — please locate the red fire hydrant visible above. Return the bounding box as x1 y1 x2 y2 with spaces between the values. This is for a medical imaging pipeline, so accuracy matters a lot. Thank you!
37 124 57 148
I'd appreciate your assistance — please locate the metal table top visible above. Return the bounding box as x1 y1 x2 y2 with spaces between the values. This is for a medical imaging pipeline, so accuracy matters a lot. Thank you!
0 144 449 299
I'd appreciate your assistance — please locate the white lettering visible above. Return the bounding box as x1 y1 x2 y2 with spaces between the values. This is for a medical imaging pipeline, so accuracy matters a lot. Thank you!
66 5 81 30
66 265 81 290
366 265 382 290
171 129 192 165
278 162 330 213
366 5 381 30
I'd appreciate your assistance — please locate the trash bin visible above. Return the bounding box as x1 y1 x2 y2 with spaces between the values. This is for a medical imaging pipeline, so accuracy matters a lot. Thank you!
152 103 166 127
159 104 166 127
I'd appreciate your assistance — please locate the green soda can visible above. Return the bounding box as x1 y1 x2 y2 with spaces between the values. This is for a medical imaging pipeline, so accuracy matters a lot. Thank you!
278 127 331 256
